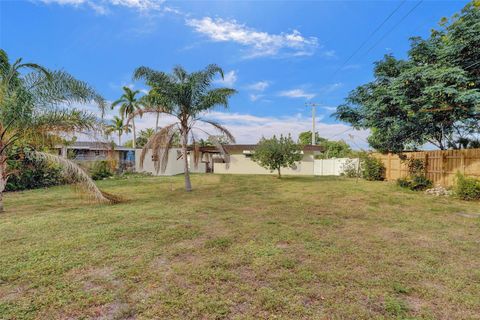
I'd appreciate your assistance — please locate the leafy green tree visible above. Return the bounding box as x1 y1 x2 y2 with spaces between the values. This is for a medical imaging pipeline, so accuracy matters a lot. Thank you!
298 131 327 145
111 87 143 149
335 2 480 153
318 140 354 159
0 49 116 211
252 134 302 178
133 64 237 191
135 128 155 148
105 116 131 146
298 131 353 158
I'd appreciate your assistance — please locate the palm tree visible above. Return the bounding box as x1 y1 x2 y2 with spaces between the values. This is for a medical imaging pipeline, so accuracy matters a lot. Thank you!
111 87 143 149
132 64 237 191
0 49 118 211
105 116 131 146
140 93 166 132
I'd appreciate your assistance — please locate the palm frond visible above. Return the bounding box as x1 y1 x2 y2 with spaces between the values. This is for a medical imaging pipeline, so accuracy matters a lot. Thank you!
32 151 121 204
28 70 106 115
195 88 237 113
139 123 179 173
204 134 230 168
200 119 236 143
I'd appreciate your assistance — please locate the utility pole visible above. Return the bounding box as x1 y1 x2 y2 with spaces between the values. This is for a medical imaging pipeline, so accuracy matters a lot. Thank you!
305 102 319 145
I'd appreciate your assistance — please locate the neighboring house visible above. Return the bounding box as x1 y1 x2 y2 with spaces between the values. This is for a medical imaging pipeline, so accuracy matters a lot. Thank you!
214 144 324 176
55 141 136 171
137 144 324 176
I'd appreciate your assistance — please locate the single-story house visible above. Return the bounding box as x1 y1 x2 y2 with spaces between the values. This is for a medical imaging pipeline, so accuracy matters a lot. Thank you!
54 141 136 171
136 144 324 176
214 144 324 176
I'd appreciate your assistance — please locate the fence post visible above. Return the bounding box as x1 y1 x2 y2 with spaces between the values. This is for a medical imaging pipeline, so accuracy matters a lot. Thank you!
441 152 446 186
424 153 429 177
387 153 392 180
461 151 465 175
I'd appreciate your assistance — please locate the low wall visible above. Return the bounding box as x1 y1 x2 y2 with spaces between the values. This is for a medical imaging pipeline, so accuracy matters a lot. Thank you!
314 158 358 176
214 153 315 175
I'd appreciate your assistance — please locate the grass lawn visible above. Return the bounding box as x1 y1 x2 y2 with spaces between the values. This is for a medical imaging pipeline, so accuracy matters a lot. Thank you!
1 175 479 319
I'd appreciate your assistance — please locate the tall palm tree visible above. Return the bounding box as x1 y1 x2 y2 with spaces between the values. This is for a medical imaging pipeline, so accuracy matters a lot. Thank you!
0 49 119 211
105 116 131 146
140 92 165 132
111 87 143 149
132 64 237 191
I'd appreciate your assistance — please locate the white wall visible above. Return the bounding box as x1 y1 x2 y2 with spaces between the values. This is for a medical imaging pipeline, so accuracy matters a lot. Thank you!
214 152 315 176
314 158 359 176
136 148 184 176
136 148 208 176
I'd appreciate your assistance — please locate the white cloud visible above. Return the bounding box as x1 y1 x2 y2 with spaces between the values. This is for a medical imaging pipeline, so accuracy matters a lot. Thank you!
320 82 343 94
247 81 270 92
39 0 164 14
214 70 237 87
279 89 316 100
132 110 369 149
249 94 264 102
185 17 319 58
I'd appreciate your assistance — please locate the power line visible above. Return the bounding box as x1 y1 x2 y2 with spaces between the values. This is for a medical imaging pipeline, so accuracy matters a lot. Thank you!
362 0 424 58
331 0 407 78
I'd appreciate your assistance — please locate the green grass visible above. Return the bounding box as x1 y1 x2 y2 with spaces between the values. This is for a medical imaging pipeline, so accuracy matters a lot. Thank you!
1 174 479 319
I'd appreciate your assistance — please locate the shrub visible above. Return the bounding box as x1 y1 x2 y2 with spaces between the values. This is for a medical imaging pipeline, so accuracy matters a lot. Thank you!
90 161 113 180
341 159 361 178
361 155 385 181
455 173 480 200
6 147 65 191
397 158 432 191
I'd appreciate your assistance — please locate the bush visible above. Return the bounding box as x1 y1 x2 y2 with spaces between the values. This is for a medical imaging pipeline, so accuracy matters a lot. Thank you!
455 173 480 200
397 175 433 191
90 161 113 180
6 147 66 191
341 159 361 178
397 158 433 191
361 155 385 181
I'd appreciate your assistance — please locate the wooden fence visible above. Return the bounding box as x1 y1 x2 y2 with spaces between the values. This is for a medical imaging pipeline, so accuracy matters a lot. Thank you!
372 148 480 186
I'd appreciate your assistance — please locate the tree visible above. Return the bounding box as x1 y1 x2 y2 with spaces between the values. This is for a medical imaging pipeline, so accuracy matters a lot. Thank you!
318 140 354 159
0 49 117 211
105 116 131 146
252 134 302 178
135 128 155 148
298 131 327 145
111 86 143 149
132 64 237 191
335 2 480 153
140 92 166 132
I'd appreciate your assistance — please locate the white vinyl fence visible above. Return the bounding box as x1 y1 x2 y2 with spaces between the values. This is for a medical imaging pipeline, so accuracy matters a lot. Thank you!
314 158 359 176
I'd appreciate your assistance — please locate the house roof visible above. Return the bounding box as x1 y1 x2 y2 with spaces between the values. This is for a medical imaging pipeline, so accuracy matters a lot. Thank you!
188 144 324 153
223 144 324 152
54 141 135 151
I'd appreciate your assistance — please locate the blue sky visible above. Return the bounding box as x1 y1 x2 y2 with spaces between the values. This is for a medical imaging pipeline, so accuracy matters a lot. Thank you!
0 0 469 147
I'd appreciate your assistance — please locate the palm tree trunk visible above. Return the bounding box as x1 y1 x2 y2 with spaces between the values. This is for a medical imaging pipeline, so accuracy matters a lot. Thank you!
132 117 136 149
155 112 160 132
181 128 192 192
118 132 121 146
0 146 7 213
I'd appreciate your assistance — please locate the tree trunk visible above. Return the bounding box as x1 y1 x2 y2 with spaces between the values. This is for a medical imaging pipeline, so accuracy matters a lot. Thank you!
155 112 160 132
181 129 192 192
277 168 282 179
132 117 136 149
118 133 121 146
0 148 7 213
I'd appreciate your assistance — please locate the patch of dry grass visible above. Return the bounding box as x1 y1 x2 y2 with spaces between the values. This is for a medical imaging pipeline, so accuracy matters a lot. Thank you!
1 174 479 319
